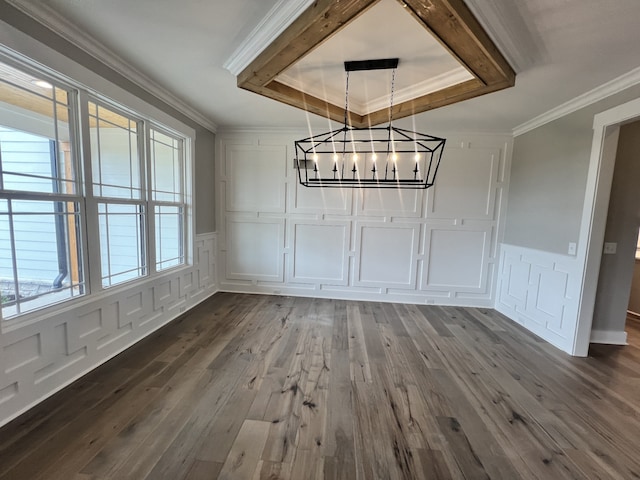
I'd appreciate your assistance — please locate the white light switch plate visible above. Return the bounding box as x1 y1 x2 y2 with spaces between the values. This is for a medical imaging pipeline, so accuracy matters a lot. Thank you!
603 242 617 254
568 242 577 255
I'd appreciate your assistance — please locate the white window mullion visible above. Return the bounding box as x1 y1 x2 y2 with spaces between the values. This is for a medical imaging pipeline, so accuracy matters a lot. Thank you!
77 90 101 295
143 122 156 275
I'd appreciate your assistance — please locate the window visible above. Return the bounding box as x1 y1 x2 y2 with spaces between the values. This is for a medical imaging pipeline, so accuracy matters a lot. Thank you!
0 62 84 318
89 101 146 287
0 56 191 321
150 128 185 271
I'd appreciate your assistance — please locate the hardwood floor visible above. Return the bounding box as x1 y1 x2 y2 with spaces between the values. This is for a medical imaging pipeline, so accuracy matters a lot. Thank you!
1 293 640 479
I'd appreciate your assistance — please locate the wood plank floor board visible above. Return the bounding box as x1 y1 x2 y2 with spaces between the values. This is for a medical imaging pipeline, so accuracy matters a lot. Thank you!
78 353 212 479
2 293 640 479
0 359 166 480
217 419 271 480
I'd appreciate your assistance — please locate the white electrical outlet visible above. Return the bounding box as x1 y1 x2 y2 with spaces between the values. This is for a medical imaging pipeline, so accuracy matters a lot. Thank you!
568 242 577 255
603 242 617 254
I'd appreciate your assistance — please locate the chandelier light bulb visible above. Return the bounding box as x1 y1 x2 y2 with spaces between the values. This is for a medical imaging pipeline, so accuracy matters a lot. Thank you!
313 153 319 162
392 153 398 162
371 153 377 162
333 153 339 162
414 153 420 162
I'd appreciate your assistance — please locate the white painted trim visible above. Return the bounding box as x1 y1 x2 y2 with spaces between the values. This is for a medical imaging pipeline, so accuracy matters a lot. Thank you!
223 0 315 76
589 330 628 345
365 69 472 114
513 66 640 137
5 0 217 133
573 97 640 356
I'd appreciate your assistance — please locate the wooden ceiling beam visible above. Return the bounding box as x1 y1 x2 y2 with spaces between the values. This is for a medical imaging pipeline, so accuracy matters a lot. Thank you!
400 0 515 85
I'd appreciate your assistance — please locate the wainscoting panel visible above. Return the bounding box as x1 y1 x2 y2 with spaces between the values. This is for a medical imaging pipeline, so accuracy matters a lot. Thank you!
225 217 284 282
0 233 217 428
358 188 423 218
225 144 287 213
289 221 350 285
428 146 499 220
355 222 419 288
496 243 580 353
217 131 512 306
423 226 491 293
292 180 353 215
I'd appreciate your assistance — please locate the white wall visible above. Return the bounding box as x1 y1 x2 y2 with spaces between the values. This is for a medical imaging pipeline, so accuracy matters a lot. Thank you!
216 130 512 306
0 232 217 427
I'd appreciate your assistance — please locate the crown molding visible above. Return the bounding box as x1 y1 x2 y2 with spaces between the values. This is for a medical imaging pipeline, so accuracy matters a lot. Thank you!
223 0 315 76
513 66 640 137
276 67 472 116
6 0 217 133
364 68 473 115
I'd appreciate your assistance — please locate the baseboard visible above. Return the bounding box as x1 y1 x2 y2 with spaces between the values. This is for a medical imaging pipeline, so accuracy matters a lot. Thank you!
590 329 628 345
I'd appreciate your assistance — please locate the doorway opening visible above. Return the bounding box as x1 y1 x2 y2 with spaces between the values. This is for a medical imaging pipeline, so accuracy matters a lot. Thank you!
574 100 640 356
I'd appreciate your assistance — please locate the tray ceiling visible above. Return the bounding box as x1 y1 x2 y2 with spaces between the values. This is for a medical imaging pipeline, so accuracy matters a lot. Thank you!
236 0 516 127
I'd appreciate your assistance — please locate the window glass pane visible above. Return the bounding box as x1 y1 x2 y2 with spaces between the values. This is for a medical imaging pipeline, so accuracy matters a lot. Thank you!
155 205 183 271
0 61 77 195
1 199 84 319
150 128 182 202
89 102 141 200
98 203 146 287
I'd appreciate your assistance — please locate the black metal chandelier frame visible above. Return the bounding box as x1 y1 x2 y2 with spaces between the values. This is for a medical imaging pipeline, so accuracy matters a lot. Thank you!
294 58 446 189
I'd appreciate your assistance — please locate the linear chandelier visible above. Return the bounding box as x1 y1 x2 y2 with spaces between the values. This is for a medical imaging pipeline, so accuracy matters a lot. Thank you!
295 58 446 189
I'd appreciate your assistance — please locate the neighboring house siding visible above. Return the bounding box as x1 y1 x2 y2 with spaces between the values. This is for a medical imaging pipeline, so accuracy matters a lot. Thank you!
0 127 59 283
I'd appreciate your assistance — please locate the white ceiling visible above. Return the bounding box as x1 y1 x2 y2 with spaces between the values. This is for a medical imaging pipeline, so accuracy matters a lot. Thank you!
17 0 640 133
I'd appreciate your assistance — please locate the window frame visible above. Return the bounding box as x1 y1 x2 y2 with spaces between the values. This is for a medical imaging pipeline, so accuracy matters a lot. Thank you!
83 95 149 289
0 49 195 329
147 123 187 273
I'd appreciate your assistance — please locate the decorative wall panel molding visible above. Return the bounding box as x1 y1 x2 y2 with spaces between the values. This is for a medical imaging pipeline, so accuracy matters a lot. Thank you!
289 221 350 285
495 243 579 353
427 146 499 220
358 189 423 218
225 217 285 282
355 222 419 288
0 233 217 428
423 226 491 293
224 144 287 213
292 176 353 215
217 131 512 306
